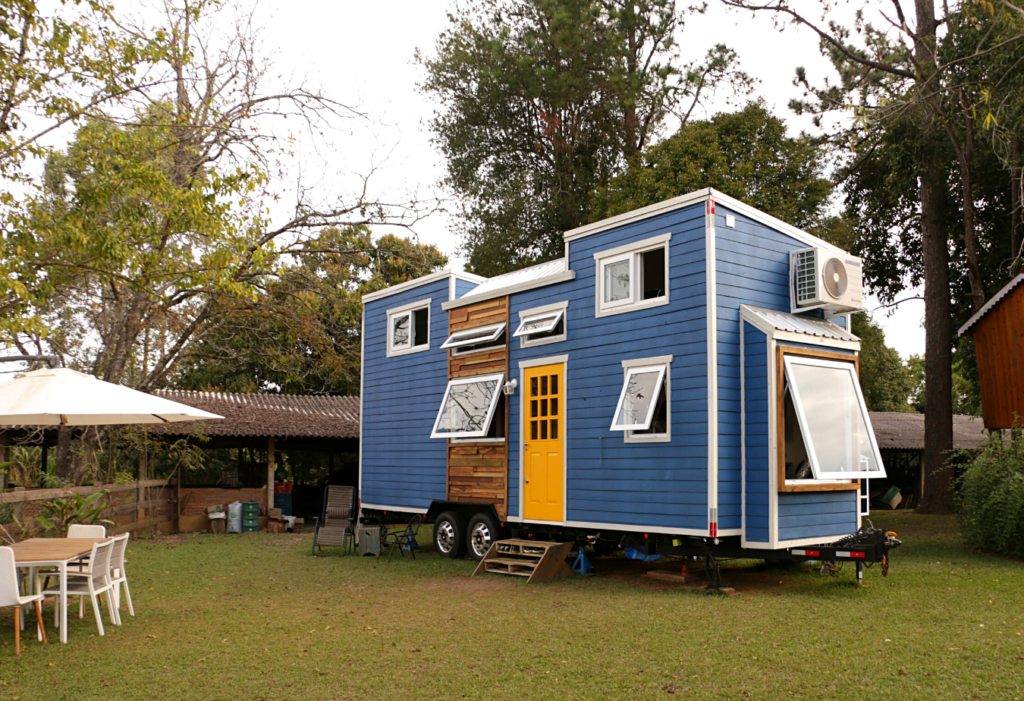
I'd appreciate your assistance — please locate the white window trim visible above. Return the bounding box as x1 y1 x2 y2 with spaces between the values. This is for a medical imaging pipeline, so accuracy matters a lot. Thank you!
386 298 431 358
609 364 667 431
430 372 505 440
515 300 569 348
783 355 886 481
593 232 671 318
440 322 506 350
622 355 673 443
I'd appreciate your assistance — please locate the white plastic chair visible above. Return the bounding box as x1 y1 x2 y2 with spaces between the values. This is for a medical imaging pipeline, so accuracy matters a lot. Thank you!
109 533 134 617
67 524 106 539
39 538 119 636
0 547 46 655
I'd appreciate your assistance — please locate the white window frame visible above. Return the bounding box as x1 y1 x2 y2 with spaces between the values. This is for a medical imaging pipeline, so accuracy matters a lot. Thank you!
430 373 506 440
622 355 672 443
440 322 506 351
386 298 431 358
593 232 671 318
783 355 886 481
514 300 569 348
609 364 667 431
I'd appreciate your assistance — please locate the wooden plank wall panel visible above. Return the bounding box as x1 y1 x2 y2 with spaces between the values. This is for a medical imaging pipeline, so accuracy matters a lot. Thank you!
447 296 510 519
972 282 1024 430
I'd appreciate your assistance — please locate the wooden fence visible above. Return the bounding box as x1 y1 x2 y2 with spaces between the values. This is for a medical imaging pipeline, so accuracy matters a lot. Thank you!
0 477 179 538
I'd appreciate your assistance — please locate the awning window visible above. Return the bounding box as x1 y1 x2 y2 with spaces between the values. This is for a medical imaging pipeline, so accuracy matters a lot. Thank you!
784 356 886 480
513 310 564 338
609 365 666 431
439 323 506 350
430 373 505 439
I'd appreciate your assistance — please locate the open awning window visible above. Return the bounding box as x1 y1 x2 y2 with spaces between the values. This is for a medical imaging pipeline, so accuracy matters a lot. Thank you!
784 356 886 480
512 310 564 338
439 323 506 350
430 373 505 439
609 365 666 431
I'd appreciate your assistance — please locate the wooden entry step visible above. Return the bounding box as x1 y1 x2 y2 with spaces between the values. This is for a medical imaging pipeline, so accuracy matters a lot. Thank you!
472 539 575 584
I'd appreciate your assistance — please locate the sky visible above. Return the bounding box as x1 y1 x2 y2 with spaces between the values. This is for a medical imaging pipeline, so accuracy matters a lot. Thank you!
156 0 930 359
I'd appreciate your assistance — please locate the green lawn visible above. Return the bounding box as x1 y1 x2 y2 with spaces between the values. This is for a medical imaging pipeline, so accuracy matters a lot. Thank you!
1 513 1022 700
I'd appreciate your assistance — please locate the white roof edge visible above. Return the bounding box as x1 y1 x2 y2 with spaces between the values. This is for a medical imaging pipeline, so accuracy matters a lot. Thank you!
958 274 1024 336
362 269 485 304
564 187 846 255
441 269 576 311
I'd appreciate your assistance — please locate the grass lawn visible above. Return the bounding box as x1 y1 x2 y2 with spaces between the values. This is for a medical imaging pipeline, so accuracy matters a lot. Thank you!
1 512 1022 700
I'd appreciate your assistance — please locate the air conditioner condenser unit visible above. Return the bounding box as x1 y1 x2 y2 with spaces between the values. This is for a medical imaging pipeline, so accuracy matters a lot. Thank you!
790 246 865 314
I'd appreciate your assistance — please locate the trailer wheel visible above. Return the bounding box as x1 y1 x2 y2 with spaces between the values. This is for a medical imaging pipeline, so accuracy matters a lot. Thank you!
466 512 502 561
434 511 466 559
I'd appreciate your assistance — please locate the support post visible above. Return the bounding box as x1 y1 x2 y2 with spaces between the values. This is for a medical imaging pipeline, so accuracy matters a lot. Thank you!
137 445 148 528
267 437 275 515
0 431 8 490
40 444 48 481
175 472 181 533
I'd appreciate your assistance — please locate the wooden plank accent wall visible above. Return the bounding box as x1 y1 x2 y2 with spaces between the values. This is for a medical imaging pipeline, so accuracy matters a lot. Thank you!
447 296 510 519
970 280 1024 430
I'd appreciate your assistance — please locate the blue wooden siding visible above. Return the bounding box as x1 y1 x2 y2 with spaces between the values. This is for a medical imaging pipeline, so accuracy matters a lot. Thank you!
742 323 770 542
714 205 813 531
778 491 858 541
508 203 709 531
454 277 479 299
360 278 451 510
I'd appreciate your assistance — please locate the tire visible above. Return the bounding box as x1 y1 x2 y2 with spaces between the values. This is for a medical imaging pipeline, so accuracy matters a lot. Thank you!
434 511 466 559
466 512 502 561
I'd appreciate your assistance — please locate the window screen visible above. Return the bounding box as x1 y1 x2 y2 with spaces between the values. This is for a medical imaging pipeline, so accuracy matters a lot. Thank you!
430 373 505 439
783 356 886 480
610 365 666 431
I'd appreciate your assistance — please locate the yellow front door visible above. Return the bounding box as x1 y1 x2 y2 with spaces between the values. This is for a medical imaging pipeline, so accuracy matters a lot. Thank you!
523 363 564 522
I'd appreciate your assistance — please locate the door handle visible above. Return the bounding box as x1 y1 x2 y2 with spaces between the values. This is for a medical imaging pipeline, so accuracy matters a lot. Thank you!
525 479 530 483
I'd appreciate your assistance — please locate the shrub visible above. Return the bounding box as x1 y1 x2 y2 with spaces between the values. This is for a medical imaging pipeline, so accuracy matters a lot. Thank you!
956 430 1024 557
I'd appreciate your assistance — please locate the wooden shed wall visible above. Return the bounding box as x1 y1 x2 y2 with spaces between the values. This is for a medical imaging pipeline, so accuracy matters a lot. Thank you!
971 281 1024 430
447 297 510 518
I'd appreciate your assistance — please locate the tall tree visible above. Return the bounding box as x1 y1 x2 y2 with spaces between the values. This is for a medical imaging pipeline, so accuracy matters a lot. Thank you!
173 229 446 395
5 1 427 481
719 0 1024 512
593 102 835 234
850 312 916 413
420 0 750 276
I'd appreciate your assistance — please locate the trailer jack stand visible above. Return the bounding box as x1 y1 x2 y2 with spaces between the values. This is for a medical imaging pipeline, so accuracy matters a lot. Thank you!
856 561 863 586
573 548 594 575
703 553 728 592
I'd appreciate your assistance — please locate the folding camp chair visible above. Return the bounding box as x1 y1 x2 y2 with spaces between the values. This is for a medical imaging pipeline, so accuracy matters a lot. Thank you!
382 514 423 563
311 486 356 556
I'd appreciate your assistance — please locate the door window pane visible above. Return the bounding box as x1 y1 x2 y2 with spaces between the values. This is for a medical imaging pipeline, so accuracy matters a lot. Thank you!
550 375 558 395
531 421 538 440
540 421 548 440
550 419 558 439
550 397 558 417
541 376 548 396
541 399 548 417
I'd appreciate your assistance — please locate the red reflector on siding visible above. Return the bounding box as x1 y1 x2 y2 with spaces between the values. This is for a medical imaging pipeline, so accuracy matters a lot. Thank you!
709 523 717 538
849 552 865 558
805 550 819 557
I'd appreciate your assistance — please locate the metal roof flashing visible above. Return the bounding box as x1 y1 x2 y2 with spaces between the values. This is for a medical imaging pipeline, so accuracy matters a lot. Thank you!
740 305 861 349
441 259 574 310
564 188 846 256
958 274 1024 336
361 269 486 304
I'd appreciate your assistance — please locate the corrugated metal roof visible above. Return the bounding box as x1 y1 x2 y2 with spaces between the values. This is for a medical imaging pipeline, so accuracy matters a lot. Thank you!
743 305 860 342
870 412 987 451
958 274 1024 336
149 391 360 439
460 258 567 300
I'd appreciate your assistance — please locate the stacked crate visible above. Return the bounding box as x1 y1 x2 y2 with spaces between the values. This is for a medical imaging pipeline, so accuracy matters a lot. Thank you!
241 501 260 533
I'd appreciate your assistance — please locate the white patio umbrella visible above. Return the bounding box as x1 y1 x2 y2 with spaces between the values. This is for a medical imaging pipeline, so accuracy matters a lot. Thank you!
0 368 223 425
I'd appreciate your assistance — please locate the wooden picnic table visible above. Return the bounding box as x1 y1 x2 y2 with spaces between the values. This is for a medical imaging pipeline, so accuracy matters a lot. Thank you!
10 538 104 644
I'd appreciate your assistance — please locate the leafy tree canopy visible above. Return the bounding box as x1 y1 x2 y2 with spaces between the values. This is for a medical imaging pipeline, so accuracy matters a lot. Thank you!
593 101 836 233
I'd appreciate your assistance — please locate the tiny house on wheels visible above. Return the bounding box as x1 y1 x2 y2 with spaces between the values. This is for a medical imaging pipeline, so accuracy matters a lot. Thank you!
359 189 901 586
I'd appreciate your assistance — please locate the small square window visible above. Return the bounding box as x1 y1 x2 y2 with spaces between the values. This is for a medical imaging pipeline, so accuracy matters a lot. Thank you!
430 373 505 439
387 301 430 357
610 365 666 431
594 234 670 317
